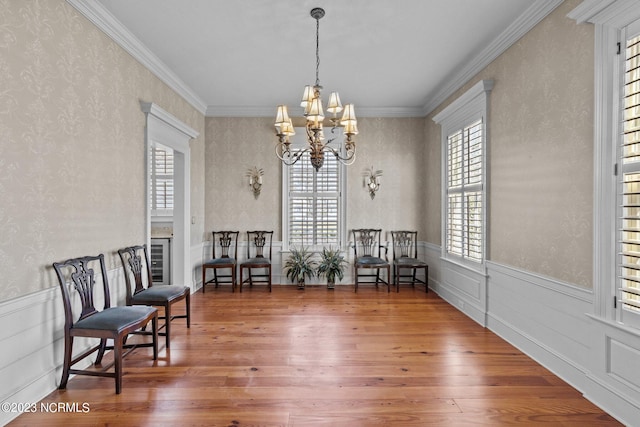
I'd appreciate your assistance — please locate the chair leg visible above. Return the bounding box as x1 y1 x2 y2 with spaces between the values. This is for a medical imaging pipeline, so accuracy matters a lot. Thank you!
239 267 244 293
164 303 171 349
202 266 207 293
114 335 124 394
354 266 359 293
232 266 236 292
95 338 108 364
152 315 158 360
59 335 73 390
268 266 272 292
386 266 391 293
425 265 429 293
186 292 191 328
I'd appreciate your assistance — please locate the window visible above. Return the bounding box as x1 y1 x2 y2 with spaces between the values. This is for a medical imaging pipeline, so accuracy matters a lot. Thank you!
446 119 484 262
150 144 174 215
433 80 492 267
282 129 346 250
618 25 640 328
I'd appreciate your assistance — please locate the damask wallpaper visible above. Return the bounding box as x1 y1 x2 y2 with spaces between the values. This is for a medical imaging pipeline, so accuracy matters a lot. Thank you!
425 0 594 288
0 0 205 301
204 116 427 244
0 0 596 303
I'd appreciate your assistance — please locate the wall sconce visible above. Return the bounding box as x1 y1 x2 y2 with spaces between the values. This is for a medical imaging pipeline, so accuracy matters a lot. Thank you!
246 166 264 199
363 166 382 199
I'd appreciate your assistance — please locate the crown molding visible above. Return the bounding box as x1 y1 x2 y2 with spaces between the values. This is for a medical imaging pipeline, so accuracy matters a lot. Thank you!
205 105 425 118
66 0 208 115
67 0 562 120
421 0 563 116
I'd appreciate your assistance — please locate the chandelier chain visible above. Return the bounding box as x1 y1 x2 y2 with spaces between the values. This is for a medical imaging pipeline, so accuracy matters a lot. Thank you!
315 16 320 87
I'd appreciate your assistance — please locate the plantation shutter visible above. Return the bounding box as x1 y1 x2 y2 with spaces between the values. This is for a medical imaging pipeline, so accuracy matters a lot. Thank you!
619 31 640 328
288 151 340 247
151 146 174 212
446 119 483 262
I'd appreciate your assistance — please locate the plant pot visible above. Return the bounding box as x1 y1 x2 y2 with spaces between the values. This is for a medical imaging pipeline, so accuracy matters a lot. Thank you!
327 280 335 289
297 280 305 290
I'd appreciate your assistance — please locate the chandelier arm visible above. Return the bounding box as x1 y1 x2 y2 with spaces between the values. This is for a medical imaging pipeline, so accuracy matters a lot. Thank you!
323 145 356 164
275 144 309 166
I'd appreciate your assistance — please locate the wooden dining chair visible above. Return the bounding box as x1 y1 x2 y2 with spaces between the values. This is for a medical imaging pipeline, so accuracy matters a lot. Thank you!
352 228 391 292
239 230 273 292
202 231 239 292
118 244 191 349
53 254 158 394
391 230 429 292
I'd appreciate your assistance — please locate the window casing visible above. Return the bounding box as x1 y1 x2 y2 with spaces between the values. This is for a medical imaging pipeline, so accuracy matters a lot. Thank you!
282 128 346 251
618 22 640 329
570 0 640 327
434 80 492 268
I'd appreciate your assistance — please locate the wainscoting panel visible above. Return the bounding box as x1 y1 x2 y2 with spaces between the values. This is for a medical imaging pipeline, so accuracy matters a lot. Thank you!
609 337 640 388
584 315 640 426
486 262 593 386
432 257 487 326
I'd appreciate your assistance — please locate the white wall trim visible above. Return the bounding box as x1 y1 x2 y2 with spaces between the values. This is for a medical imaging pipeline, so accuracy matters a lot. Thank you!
422 0 563 116
65 0 207 115
205 105 426 118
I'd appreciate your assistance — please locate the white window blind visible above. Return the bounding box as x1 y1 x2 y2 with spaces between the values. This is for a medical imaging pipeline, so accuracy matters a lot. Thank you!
151 146 174 213
446 119 483 262
288 151 340 247
619 31 640 328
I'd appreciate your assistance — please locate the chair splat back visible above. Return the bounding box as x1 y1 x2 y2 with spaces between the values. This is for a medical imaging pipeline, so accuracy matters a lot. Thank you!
119 245 154 303
248 230 271 260
393 230 418 259
353 228 384 259
54 254 110 324
214 231 238 259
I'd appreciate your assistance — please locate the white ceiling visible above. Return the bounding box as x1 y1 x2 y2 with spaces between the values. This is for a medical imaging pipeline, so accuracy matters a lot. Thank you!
82 0 559 117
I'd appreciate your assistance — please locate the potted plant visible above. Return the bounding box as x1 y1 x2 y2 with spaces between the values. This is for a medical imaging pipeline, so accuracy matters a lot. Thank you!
317 247 348 289
284 246 317 289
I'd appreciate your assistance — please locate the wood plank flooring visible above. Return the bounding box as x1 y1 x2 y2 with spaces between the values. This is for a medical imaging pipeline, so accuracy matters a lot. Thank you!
9 285 621 426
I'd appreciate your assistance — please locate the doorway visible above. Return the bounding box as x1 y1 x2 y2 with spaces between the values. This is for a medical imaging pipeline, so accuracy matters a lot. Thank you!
141 102 199 289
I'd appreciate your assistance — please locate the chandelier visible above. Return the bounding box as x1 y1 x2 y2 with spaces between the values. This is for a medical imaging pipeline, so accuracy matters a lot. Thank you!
274 7 358 171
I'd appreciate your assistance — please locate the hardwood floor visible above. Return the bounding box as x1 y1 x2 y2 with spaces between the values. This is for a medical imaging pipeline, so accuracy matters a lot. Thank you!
10 285 621 426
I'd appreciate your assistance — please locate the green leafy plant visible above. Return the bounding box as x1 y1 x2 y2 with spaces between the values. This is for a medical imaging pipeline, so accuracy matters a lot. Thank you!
317 247 348 288
284 246 317 286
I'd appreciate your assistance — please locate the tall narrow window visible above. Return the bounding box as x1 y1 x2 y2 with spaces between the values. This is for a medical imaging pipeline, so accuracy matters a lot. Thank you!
433 79 492 267
151 144 174 215
618 29 640 328
447 119 484 262
283 129 346 250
